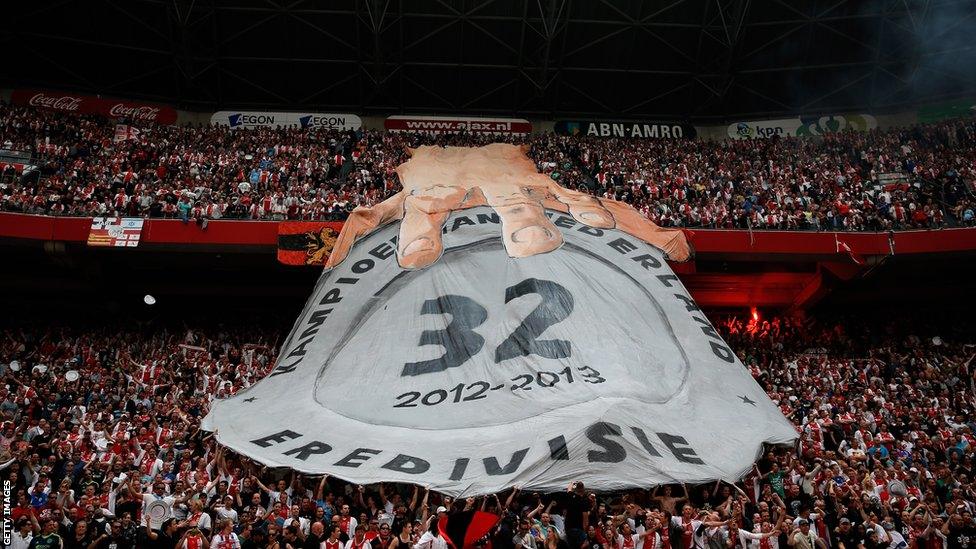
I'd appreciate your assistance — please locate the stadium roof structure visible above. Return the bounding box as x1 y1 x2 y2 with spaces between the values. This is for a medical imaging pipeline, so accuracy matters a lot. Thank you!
4 0 976 121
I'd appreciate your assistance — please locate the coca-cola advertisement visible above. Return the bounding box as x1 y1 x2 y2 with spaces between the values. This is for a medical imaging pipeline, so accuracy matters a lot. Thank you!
11 89 178 125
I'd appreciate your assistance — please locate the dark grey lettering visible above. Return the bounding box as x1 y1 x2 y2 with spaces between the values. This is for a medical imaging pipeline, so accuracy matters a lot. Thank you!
251 430 302 448
548 435 570 460
692 316 720 340
554 216 577 229
299 309 332 340
286 337 314 359
283 441 332 461
657 433 704 464
269 358 302 377
630 427 663 457
451 216 475 232
495 278 573 363
586 422 626 463
609 238 637 255
334 448 381 468
352 259 375 274
319 288 342 305
710 341 736 363
657 274 679 287
449 458 469 481
484 448 529 475
673 293 700 312
633 254 662 270
369 243 395 260
381 454 430 474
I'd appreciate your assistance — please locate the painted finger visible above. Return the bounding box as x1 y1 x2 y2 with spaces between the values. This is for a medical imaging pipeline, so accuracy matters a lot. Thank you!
458 186 488 210
481 186 563 258
397 185 468 269
323 193 406 270
602 199 694 262
547 181 615 229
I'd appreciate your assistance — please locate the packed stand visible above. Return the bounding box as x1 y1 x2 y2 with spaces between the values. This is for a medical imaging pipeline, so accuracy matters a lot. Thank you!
1 100 974 230
556 125 976 231
3 311 976 549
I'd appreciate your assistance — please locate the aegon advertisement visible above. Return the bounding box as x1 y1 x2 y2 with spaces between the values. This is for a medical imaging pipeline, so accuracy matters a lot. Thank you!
555 120 696 139
11 89 177 125
203 144 796 496
385 115 532 135
211 111 362 130
727 114 877 139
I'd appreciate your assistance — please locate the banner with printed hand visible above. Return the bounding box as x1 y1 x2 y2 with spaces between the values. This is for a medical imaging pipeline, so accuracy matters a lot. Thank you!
202 144 796 496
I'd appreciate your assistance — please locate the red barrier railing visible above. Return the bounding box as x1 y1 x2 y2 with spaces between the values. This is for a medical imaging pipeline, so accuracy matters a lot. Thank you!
2 212 975 257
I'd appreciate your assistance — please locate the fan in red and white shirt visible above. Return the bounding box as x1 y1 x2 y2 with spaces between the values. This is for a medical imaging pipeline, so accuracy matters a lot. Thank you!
323 525 345 549
345 526 373 549
210 519 241 549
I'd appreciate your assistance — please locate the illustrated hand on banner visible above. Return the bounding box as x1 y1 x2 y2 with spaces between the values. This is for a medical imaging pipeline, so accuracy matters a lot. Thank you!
324 144 691 270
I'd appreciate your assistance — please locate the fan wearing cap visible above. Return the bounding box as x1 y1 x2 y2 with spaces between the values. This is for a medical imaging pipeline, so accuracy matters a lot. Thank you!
213 494 239 524
788 519 827 549
879 517 908 549
833 518 859 549
859 528 888 549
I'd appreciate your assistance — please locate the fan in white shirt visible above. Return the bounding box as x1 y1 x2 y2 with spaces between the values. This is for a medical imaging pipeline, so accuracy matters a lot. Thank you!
414 521 449 549
254 475 292 507
183 499 212 534
131 478 177 520
214 496 239 524
283 504 311 536
729 522 781 549
616 523 647 549
322 526 345 549
9 518 33 549
671 506 707 549
211 519 242 549
346 526 374 549
337 504 359 539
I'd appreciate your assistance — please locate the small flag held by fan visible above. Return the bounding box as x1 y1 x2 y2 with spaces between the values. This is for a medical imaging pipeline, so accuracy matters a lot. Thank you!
835 234 865 265
114 124 142 142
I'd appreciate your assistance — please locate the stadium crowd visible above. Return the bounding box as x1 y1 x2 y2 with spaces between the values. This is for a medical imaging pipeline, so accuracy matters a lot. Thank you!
1 101 975 231
3 311 975 549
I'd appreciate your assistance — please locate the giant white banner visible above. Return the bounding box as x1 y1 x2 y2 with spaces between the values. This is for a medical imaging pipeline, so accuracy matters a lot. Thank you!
203 206 796 495
211 111 362 130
